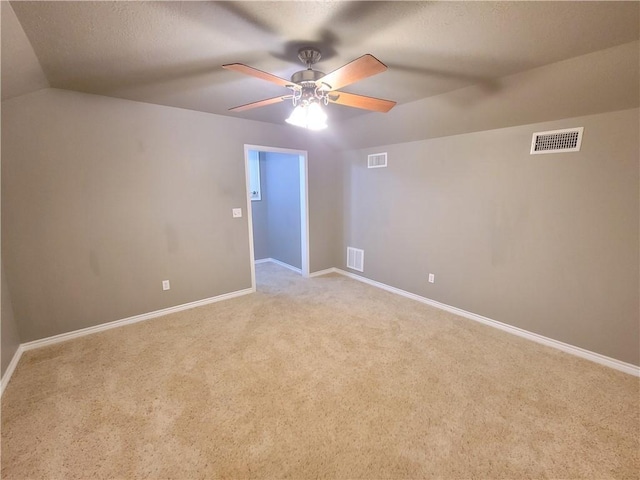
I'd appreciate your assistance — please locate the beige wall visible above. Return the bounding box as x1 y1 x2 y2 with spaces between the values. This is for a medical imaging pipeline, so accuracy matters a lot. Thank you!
2 46 636 367
339 41 639 148
341 108 639 365
2 88 342 342
1 262 20 376
306 136 345 270
0 2 49 101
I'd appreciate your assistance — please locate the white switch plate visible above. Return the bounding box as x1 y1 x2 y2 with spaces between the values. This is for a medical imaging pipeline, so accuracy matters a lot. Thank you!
428 274 435 283
162 280 170 291
232 208 242 218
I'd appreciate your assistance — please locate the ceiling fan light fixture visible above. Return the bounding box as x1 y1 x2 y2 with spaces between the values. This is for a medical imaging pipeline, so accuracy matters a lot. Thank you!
224 47 396 120
286 101 328 131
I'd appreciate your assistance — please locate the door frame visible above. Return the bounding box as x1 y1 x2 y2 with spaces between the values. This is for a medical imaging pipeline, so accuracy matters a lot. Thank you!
243 144 310 289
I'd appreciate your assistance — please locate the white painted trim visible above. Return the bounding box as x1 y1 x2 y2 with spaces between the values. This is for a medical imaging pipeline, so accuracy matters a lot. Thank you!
256 258 302 274
299 154 310 278
1 288 254 396
309 267 339 277
333 269 640 377
244 144 307 157
254 258 271 264
244 145 258 291
0 288 255 397
4 268 635 397
20 288 254 353
1 345 25 396
244 145 310 286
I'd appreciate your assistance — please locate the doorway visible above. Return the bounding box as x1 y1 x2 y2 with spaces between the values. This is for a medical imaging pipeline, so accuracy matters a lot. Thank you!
244 144 309 290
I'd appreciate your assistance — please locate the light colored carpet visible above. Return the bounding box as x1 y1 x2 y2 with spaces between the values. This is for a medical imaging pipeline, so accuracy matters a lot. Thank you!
2 262 638 479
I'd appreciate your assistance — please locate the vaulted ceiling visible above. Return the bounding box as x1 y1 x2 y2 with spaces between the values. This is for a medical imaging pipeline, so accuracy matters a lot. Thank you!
3 1 639 126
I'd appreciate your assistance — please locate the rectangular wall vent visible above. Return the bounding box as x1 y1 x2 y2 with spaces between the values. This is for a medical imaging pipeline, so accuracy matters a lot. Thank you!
368 152 387 168
530 127 584 154
346 247 364 272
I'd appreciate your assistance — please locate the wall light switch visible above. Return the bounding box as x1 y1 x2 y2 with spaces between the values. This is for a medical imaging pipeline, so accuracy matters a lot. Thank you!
428 274 435 284
232 208 242 218
162 280 171 291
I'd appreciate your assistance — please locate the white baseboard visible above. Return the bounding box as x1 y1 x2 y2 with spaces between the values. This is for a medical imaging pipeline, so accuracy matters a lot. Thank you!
0 287 255 396
1 345 24 396
3 269 637 397
331 268 640 377
256 258 302 274
309 267 338 277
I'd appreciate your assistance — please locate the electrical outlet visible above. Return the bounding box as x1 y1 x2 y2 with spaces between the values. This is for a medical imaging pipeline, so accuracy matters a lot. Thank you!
428 273 435 283
162 280 170 291
232 208 242 218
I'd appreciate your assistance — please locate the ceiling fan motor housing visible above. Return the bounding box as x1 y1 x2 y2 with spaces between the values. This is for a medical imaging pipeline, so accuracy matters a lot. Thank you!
291 69 325 85
293 47 329 89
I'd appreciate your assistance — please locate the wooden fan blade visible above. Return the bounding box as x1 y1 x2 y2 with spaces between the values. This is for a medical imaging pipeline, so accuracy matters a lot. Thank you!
328 91 396 113
223 63 293 88
229 95 291 112
316 54 387 91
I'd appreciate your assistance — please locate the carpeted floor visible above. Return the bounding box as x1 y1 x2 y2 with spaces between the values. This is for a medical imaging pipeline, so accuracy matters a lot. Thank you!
2 262 638 479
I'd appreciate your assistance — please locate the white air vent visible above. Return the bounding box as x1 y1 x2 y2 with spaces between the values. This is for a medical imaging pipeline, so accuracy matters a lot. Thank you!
346 247 364 272
530 127 583 154
368 152 387 168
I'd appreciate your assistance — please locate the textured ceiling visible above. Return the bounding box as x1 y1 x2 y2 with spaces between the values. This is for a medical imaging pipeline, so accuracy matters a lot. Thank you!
6 1 640 125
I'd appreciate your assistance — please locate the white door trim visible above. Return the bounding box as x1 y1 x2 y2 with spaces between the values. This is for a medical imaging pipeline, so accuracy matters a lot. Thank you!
243 145 310 290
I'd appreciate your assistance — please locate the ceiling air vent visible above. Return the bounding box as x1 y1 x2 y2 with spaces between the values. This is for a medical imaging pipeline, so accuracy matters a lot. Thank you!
368 152 387 168
347 247 364 272
530 127 584 155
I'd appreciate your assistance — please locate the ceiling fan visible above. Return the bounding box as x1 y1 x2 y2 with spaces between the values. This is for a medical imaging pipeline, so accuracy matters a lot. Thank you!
222 47 396 130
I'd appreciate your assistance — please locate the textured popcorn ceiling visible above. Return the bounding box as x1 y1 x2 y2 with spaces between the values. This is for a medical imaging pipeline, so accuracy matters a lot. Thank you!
6 1 640 125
